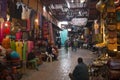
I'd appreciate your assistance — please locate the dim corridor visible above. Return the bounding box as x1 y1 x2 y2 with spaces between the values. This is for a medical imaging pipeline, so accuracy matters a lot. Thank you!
21 47 97 80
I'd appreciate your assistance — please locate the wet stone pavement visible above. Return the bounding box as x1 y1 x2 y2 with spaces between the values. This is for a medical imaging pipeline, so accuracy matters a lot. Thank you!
21 47 97 80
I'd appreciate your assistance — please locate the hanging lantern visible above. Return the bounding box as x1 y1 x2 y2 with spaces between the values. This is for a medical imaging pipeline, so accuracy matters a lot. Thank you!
96 0 105 13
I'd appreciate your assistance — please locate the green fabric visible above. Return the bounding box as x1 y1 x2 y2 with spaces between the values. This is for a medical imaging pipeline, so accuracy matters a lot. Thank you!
10 40 16 51
22 42 27 60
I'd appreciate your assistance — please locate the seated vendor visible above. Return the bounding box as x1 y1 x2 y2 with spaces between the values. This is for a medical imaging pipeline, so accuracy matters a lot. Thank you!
27 50 39 70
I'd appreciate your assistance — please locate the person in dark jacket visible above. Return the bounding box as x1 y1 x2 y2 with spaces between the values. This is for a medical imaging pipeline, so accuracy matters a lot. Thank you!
27 50 39 70
69 57 89 80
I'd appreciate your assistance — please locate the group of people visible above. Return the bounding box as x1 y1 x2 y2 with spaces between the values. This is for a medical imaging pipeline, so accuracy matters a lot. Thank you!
0 41 90 80
37 40 59 62
64 38 80 52
64 39 90 80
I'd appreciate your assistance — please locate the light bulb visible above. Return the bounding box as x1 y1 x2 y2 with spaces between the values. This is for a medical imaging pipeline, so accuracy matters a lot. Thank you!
35 18 38 23
5 23 8 27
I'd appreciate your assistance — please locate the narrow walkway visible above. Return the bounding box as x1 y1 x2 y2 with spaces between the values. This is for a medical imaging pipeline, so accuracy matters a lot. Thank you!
21 47 97 80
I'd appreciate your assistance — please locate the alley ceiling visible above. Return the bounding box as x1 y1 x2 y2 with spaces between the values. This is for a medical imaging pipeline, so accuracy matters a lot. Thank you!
41 0 100 26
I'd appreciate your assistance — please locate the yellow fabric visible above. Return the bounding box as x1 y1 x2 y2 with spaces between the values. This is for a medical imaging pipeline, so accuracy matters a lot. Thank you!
95 42 106 47
16 41 23 60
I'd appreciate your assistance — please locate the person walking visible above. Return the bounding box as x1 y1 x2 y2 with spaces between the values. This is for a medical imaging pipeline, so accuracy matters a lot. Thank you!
64 39 69 52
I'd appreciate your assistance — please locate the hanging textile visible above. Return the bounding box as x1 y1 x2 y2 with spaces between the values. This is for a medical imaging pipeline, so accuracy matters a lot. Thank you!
0 0 7 19
16 31 22 40
3 21 11 37
16 41 23 60
2 36 10 49
0 20 4 43
27 41 34 54
60 29 68 45
10 39 16 51
16 1 22 19
22 41 27 60
30 9 36 30
7 0 17 20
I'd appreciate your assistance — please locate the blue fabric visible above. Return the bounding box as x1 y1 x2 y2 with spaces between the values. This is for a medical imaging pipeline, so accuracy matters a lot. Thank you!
60 29 68 45
10 51 20 58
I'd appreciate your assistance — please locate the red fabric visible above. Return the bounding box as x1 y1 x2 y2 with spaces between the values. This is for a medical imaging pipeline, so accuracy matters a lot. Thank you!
3 21 11 36
0 22 4 43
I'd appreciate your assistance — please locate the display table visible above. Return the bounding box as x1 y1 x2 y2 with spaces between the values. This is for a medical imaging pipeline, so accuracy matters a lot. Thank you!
89 54 110 80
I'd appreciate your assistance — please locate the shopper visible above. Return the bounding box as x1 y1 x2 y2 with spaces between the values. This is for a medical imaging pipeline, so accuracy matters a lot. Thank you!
69 57 89 80
72 39 78 52
64 39 69 52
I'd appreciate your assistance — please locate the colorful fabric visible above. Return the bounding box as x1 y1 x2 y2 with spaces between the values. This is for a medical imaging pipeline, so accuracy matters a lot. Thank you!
2 38 10 49
16 32 22 40
27 41 34 54
22 41 27 60
10 40 16 51
0 22 4 43
3 21 10 36
16 41 23 60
